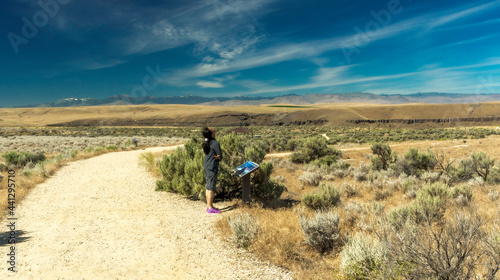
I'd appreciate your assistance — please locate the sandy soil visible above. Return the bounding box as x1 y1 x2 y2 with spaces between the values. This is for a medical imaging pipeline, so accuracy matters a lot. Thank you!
0 146 292 279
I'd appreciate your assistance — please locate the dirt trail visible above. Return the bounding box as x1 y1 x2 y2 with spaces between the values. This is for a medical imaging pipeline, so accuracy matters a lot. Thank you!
0 146 291 279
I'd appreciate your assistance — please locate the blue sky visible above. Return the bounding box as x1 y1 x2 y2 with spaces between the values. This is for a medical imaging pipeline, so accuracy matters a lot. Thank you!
2 0 500 106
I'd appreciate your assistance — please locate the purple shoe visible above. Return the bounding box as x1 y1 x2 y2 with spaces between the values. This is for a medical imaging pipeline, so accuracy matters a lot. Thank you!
207 207 221 214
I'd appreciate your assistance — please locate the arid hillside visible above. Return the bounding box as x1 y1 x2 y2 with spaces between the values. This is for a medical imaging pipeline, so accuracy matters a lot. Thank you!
1 102 500 127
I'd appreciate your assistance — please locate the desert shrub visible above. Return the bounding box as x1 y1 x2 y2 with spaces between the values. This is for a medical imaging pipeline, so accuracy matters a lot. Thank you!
106 145 117 151
353 164 370 182
0 162 8 172
302 183 341 211
50 149 78 163
370 143 397 170
489 190 499 201
373 189 392 201
469 151 495 182
299 211 340 254
291 137 342 164
353 170 368 182
400 176 419 194
227 213 259 249
341 182 359 198
386 203 420 230
334 159 351 170
447 151 496 184
390 148 437 177
344 201 366 215
250 162 285 202
273 175 286 183
483 229 500 279
367 201 385 216
449 185 473 202
245 141 268 163
340 233 387 279
416 186 447 221
448 158 476 183
298 171 322 186
468 176 485 187
333 168 350 178
156 140 205 197
421 171 441 184
419 182 450 201
378 211 500 280
387 185 448 230
2 151 46 167
487 166 500 184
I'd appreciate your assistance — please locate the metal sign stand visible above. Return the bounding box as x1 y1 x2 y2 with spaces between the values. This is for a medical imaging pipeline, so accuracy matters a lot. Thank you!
242 174 251 203
234 161 259 204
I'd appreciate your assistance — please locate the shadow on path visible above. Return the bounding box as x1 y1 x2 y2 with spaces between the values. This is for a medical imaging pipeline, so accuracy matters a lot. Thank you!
219 205 237 213
0 230 31 247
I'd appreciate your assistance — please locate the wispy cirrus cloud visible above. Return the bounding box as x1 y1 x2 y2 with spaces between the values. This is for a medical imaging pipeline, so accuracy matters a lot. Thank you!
165 0 500 87
196 81 224 88
427 0 500 28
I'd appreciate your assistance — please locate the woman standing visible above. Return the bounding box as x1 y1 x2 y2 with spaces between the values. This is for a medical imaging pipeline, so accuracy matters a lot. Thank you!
202 127 223 214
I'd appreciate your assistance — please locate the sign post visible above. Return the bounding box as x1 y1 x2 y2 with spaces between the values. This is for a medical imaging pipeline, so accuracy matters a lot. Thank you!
234 161 259 203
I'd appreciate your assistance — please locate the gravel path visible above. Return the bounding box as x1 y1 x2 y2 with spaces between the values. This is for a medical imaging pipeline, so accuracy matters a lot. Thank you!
0 146 292 279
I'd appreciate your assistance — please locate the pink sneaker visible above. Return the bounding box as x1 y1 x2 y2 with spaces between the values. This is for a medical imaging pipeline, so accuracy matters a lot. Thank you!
207 207 221 214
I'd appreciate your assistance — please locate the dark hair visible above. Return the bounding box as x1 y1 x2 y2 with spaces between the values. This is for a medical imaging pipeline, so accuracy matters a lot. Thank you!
202 127 213 154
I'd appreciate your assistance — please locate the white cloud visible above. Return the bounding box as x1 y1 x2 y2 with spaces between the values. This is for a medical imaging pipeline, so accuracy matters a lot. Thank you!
428 0 500 28
196 81 224 88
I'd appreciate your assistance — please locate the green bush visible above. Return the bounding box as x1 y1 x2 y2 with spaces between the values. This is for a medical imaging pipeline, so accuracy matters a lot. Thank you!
370 143 397 170
449 185 473 201
469 151 495 181
1 151 46 167
391 148 437 176
106 145 117 151
156 134 283 201
299 211 340 254
291 137 342 164
419 183 450 201
302 183 341 211
250 162 285 202
387 184 448 230
447 151 496 184
387 203 420 230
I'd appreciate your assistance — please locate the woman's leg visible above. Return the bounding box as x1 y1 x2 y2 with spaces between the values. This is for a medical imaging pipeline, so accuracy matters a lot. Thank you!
206 189 214 209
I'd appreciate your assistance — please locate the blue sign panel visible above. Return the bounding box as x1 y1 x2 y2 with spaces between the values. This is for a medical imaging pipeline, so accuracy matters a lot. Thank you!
234 161 260 177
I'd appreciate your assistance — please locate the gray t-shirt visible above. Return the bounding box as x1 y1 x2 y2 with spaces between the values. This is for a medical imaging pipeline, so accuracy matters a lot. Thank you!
204 139 223 172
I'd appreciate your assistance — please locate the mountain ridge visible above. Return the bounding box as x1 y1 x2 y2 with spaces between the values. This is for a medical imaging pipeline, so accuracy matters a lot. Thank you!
15 92 500 108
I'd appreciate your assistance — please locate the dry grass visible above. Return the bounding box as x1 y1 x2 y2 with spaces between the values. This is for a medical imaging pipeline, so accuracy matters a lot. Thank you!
215 202 344 279
2 102 500 127
138 149 177 178
215 135 500 279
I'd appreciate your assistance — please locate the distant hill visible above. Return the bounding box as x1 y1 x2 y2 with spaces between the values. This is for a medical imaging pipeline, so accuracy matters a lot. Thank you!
2 102 500 128
18 92 500 108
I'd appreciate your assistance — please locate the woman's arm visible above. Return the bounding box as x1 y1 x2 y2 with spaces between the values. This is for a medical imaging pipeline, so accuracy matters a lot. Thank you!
213 141 223 161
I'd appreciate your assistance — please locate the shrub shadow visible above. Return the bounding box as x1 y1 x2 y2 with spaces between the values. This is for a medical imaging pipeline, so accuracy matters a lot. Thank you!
0 230 31 247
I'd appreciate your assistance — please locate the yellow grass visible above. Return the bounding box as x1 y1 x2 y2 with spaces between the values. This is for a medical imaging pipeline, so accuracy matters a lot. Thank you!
2 102 500 127
216 135 500 279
